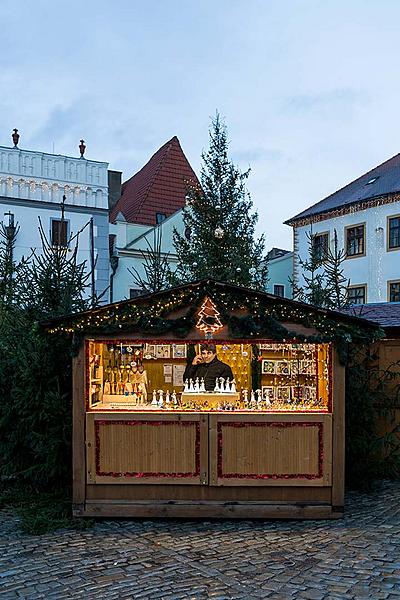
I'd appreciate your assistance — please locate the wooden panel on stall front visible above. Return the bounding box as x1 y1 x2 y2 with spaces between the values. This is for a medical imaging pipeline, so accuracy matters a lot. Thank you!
209 413 332 487
86 412 208 485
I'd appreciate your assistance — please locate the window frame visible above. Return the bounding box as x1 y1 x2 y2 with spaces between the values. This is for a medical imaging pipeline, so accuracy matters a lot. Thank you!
387 214 400 252
347 284 367 305
273 284 285 298
345 222 366 258
387 280 400 303
50 218 69 248
312 231 330 263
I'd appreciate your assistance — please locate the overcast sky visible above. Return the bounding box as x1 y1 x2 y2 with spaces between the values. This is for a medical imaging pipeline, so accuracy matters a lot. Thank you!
1 0 400 249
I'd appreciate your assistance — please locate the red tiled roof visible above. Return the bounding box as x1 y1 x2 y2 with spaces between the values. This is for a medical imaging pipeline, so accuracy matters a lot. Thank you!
110 136 199 225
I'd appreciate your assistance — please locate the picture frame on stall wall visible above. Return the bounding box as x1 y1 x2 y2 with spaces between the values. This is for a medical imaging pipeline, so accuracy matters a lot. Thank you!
276 360 291 376
277 386 290 401
262 359 276 374
172 344 187 359
304 386 317 401
262 386 275 400
144 344 156 358
300 360 316 375
290 385 304 401
291 360 300 376
155 345 171 359
259 343 276 350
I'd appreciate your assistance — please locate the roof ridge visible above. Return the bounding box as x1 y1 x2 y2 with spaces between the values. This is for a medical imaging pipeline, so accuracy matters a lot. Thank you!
286 151 400 224
136 137 177 217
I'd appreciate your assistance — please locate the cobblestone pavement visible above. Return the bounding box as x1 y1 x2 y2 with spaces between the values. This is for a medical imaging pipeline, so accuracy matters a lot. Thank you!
0 481 399 599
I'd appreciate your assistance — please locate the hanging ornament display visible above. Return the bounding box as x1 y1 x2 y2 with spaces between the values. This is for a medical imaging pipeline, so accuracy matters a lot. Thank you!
214 226 225 239
195 296 224 337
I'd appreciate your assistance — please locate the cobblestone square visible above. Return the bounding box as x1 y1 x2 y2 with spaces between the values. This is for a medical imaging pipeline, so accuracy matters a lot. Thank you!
0 480 399 599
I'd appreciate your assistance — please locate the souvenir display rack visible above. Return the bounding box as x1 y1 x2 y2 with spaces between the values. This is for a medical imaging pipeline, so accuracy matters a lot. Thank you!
87 340 332 413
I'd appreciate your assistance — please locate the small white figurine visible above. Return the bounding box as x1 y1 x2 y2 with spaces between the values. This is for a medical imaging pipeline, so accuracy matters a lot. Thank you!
165 390 170 406
250 390 256 408
200 378 206 393
188 379 195 393
194 377 200 393
219 377 225 392
158 389 164 408
151 390 158 406
172 391 177 407
230 379 236 393
183 379 189 393
214 378 220 392
224 378 231 393
243 389 248 404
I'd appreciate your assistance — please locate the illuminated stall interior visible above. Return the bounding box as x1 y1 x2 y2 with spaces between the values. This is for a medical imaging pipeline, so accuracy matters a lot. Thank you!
88 340 331 412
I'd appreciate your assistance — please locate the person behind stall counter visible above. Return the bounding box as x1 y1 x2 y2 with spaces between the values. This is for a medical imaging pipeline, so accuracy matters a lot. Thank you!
183 344 233 391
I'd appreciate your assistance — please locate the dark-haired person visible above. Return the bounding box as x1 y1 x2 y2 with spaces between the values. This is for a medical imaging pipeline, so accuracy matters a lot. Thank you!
183 344 233 391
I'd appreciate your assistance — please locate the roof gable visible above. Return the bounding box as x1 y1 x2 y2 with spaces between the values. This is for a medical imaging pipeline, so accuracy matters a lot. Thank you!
110 136 199 225
286 153 400 225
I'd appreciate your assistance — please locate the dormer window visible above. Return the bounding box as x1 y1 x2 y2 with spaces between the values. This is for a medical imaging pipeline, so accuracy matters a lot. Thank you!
366 176 379 185
156 213 166 224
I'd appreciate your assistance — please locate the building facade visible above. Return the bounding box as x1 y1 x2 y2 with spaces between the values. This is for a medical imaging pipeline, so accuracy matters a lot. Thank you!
286 153 400 304
0 135 110 302
265 248 293 298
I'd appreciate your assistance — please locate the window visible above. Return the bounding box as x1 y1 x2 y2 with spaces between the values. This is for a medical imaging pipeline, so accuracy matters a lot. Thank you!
156 213 166 224
388 281 400 303
51 219 68 247
273 284 285 297
312 232 329 262
347 285 366 305
346 224 365 257
388 216 400 250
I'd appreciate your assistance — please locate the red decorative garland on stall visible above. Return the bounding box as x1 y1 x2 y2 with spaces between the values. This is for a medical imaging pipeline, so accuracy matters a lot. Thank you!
95 419 200 478
217 421 324 480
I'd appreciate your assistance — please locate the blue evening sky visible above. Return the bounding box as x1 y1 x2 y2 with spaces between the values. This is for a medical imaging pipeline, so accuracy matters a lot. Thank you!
1 0 399 249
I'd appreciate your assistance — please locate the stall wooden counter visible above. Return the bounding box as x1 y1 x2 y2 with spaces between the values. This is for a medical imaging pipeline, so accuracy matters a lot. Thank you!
55 280 378 519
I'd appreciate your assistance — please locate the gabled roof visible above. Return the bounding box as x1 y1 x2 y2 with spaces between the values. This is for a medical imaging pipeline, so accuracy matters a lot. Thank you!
286 153 400 225
42 279 381 342
110 136 199 225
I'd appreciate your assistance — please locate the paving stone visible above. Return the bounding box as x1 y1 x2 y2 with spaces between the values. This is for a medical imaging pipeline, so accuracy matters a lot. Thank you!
0 480 399 599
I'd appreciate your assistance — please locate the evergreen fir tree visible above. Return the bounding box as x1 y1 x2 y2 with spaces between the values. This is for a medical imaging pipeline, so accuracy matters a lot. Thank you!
324 229 349 309
293 229 350 310
173 113 268 289
293 230 331 307
128 227 172 294
0 206 102 489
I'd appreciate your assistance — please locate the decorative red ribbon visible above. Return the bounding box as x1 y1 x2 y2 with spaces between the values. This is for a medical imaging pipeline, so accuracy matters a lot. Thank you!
95 419 200 478
217 421 324 480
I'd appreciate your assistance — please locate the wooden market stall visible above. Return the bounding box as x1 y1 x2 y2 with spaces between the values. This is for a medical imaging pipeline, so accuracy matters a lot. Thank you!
45 280 380 519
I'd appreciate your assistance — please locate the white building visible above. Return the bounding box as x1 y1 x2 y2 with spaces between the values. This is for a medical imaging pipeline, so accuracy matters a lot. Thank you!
286 153 400 304
109 136 198 301
0 131 110 301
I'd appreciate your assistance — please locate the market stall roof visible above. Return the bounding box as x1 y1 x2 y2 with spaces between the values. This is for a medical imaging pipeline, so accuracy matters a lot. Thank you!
41 280 382 346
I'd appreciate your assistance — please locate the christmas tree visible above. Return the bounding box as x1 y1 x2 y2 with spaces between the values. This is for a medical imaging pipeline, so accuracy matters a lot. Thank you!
173 113 268 289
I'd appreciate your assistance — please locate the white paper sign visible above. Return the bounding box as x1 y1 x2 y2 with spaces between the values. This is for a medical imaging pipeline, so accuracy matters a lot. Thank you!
173 364 186 387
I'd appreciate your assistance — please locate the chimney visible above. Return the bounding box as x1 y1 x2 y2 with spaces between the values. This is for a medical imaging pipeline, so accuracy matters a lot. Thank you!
108 170 122 211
